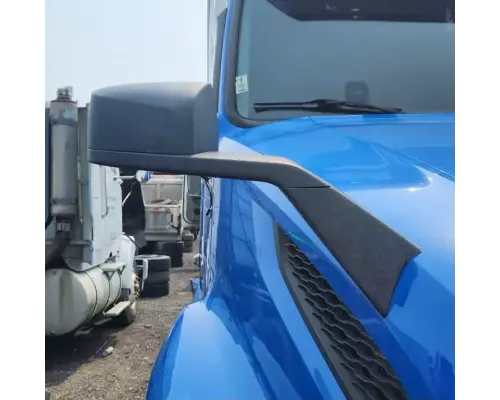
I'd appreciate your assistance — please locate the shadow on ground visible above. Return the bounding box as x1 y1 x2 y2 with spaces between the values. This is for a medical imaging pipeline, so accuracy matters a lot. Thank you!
45 242 199 400
45 324 124 387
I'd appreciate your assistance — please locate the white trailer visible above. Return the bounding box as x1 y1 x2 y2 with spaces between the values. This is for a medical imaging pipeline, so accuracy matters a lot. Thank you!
45 88 150 336
139 174 196 267
142 174 184 242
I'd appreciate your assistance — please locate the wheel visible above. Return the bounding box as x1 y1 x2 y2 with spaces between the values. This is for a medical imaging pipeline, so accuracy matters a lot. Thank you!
113 274 139 327
114 299 137 326
142 280 170 297
153 242 184 268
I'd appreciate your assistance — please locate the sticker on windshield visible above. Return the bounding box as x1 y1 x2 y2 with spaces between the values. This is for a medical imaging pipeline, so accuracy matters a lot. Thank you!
235 75 249 95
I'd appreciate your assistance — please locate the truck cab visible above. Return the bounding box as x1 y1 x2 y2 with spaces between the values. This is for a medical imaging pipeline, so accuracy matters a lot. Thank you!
87 1 455 399
45 91 152 336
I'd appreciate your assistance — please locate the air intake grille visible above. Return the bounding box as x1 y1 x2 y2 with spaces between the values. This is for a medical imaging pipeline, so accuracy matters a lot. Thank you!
278 232 408 400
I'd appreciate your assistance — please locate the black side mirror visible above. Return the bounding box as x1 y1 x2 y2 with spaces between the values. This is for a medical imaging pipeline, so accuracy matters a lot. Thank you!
88 82 219 162
87 82 420 316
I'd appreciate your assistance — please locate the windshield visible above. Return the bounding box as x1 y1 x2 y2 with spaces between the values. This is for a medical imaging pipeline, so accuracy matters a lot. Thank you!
234 0 455 121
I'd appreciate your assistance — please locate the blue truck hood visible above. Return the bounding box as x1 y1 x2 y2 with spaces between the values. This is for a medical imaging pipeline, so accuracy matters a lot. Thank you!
234 114 455 289
232 113 455 398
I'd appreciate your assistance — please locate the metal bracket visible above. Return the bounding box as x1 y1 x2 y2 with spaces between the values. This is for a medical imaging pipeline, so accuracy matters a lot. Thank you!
194 253 202 268
135 258 149 291
101 261 126 277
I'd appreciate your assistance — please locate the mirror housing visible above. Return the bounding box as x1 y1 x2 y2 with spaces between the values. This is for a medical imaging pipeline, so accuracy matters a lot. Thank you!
87 81 421 316
88 82 218 164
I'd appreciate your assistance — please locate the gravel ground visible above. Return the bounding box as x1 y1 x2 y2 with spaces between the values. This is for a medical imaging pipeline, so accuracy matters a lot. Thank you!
45 250 199 400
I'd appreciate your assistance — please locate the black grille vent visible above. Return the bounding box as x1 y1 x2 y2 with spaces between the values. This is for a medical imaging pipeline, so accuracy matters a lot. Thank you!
278 231 408 400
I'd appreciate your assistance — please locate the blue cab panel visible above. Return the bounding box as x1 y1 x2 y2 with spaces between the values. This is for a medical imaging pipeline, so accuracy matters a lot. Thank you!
147 1 454 399
147 114 454 400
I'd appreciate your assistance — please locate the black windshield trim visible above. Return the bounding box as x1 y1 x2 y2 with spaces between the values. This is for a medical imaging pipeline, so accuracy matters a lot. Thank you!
209 6 227 107
266 0 455 23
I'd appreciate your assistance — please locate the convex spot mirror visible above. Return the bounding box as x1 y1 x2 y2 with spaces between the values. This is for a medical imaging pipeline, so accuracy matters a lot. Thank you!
135 170 151 183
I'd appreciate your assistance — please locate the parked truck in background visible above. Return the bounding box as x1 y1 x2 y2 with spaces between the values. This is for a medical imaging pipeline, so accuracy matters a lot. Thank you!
86 0 455 399
45 88 166 336
140 174 197 267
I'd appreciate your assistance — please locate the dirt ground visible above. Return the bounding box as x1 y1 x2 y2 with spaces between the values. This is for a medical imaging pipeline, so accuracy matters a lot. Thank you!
45 252 199 400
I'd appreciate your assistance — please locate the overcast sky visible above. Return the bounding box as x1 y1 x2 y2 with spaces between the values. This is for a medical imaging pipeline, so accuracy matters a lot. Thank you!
46 0 207 103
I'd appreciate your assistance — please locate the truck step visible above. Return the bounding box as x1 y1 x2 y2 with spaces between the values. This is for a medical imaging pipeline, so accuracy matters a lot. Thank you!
101 261 126 273
103 301 131 317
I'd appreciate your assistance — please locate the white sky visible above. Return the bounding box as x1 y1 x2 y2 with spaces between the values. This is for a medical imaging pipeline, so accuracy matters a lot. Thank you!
46 0 207 103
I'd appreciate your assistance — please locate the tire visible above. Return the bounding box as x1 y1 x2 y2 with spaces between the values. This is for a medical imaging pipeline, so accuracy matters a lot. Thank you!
113 263 141 327
135 254 171 272
183 240 194 253
136 255 171 296
142 281 170 297
113 289 138 327
144 270 170 286
153 242 184 268
114 300 137 326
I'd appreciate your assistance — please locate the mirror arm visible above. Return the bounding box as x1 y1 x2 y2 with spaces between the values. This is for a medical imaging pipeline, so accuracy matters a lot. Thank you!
89 148 421 315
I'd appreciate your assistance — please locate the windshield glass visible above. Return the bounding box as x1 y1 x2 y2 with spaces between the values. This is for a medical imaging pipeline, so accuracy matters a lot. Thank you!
234 0 455 121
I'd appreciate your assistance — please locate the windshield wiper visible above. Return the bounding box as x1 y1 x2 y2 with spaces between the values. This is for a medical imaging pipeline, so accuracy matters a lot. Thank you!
253 99 403 115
